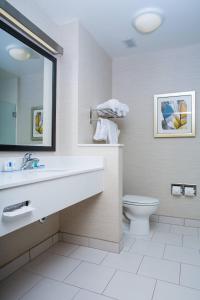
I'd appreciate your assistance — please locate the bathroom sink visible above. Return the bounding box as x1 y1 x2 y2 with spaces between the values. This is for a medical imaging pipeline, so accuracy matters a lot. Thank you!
22 168 73 173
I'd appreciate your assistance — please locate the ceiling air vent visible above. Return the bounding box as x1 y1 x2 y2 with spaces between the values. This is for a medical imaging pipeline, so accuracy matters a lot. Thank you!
123 39 136 48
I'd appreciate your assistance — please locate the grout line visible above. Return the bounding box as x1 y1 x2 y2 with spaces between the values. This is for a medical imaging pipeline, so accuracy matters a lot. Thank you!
101 269 117 295
63 260 83 282
162 243 167 259
73 287 117 300
157 278 200 291
18 275 43 300
136 255 145 274
151 279 157 300
99 252 109 265
71 288 81 300
179 263 182 285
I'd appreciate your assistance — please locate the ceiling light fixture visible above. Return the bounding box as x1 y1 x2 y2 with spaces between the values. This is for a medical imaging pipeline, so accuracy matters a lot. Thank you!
133 8 163 34
8 47 31 61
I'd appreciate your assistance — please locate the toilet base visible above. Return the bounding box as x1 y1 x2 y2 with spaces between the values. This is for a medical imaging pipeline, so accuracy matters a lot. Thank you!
130 217 150 235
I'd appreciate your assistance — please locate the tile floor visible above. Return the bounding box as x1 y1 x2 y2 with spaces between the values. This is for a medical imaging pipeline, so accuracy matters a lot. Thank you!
1 221 200 300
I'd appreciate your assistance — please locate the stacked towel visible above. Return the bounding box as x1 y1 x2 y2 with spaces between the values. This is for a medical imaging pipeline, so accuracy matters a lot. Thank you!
96 99 129 117
93 118 120 144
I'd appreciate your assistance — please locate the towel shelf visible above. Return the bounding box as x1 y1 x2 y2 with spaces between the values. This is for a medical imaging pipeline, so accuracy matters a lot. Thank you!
90 108 124 124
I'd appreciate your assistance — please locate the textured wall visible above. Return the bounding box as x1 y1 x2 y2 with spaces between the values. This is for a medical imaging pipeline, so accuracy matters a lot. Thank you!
0 214 59 266
113 44 200 219
78 25 112 144
60 145 123 243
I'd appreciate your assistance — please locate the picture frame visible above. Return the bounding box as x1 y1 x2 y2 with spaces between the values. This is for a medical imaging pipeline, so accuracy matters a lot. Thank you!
154 91 195 138
31 106 43 141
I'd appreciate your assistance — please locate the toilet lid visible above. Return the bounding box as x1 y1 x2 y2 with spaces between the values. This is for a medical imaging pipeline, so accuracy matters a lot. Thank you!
123 195 159 206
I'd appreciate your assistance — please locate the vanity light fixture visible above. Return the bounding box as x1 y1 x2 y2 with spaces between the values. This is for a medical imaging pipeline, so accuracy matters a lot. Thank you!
0 4 63 55
133 8 163 34
8 47 31 61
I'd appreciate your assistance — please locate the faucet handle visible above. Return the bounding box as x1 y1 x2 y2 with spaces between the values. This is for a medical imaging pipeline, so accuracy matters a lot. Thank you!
24 152 32 161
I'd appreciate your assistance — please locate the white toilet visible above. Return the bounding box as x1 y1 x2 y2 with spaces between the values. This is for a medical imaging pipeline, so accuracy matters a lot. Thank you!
123 195 159 235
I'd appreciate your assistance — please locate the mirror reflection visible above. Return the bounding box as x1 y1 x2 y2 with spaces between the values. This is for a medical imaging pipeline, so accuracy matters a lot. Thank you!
0 25 55 147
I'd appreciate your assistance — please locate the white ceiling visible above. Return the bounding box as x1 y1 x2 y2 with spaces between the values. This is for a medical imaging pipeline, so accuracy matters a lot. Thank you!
34 0 200 57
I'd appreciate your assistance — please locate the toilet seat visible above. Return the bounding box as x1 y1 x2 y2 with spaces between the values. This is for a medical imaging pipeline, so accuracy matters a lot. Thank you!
123 195 159 206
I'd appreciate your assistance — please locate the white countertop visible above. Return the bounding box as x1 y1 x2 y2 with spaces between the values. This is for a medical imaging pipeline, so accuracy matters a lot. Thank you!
0 166 103 190
0 155 104 190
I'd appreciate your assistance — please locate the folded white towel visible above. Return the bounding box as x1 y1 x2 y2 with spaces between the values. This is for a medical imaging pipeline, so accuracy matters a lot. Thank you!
93 118 120 144
97 99 129 117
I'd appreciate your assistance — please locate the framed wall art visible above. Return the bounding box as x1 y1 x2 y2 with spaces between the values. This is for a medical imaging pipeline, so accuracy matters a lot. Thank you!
31 106 43 141
154 91 195 138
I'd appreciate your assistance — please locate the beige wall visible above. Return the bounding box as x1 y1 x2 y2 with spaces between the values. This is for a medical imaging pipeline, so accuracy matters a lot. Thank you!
59 22 122 246
0 214 59 267
78 25 112 144
60 145 123 244
112 44 200 219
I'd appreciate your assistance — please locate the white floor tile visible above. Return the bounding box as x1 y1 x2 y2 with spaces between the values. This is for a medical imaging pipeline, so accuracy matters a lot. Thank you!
150 222 171 233
49 242 79 256
164 245 200 266
152 232 182 246
74 290 113 300
21 278 79 300
104 270 156 300
24 252 81 281
170 225 198 236
130 240 165 258
70 246 107 264
65 262 115 293
181 264 200 290
101 252 143 273
183 236 200 250
138 256 180 284
153 280 200 300
0 270 42 300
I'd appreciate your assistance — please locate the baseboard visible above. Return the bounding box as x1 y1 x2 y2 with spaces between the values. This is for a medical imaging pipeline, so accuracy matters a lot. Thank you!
0 232 60 281
61 232 122 253
150 214 200 227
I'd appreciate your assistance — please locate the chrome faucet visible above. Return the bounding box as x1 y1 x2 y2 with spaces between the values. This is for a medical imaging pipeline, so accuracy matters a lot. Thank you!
21 153 39 170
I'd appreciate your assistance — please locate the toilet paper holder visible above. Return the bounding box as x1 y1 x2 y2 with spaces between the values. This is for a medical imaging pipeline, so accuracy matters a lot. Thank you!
171 184 197 196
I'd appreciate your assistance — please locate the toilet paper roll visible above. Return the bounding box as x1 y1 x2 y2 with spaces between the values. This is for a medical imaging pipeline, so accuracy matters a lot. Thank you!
184 187 195 197
172 185 182 196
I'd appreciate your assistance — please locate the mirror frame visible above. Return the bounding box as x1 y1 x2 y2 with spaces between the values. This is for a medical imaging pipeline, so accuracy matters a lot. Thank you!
0 20 57 151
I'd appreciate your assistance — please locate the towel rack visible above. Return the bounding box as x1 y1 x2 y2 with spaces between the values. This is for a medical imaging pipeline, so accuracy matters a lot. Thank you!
90 108 124 124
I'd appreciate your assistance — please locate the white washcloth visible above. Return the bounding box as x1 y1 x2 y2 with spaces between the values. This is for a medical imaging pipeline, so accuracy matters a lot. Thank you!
93 118 120 144
97 99 129 117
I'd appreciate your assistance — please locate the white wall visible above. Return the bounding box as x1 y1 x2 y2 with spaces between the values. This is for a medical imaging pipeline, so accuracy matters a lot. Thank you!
17 73 43 145
78 25 112 144
113 44 200 219
0 77 18 104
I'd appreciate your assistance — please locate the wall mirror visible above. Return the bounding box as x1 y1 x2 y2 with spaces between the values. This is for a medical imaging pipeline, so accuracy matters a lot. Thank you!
0 21 56 151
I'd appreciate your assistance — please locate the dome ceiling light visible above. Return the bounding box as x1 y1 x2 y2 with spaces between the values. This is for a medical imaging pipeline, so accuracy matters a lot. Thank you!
8 47 31 61
133 8 163 34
